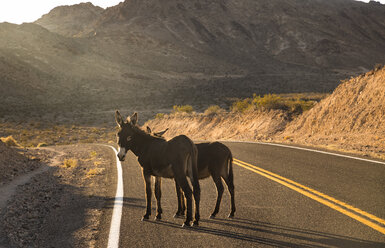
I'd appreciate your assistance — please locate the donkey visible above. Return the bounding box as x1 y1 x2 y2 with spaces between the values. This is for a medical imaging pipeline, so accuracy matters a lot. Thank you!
147 127 235 218
115 111 200 227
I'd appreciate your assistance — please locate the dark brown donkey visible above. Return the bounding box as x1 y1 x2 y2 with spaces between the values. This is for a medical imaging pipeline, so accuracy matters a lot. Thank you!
115 111 200 227
148 127 235 218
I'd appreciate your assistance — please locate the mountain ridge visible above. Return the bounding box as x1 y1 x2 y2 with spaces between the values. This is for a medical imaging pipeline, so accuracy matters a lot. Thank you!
1 0 384 123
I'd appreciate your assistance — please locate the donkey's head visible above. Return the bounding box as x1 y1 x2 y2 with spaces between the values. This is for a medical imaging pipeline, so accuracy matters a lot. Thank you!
115 110 138 161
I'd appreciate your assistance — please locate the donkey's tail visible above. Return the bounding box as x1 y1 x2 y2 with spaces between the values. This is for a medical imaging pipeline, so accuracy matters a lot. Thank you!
227 153 234 187
191 144 200 190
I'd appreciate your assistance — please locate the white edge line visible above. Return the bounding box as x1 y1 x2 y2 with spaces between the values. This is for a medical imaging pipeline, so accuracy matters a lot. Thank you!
105 145 124 248
218 140 385 165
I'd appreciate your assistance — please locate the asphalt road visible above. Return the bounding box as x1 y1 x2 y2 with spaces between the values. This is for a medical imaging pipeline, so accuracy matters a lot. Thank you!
105 142 385 247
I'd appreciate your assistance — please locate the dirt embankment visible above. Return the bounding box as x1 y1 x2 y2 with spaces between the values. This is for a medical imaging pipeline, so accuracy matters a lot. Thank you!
280 66 385 158
145 67 385 159
145 110 290 142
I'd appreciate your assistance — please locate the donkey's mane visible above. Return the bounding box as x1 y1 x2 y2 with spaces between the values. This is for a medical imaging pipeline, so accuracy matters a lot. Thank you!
130 123 166 141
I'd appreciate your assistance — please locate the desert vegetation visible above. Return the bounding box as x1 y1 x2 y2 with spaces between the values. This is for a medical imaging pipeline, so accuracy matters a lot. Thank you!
155 93 326 120
0 122 116 148
231 93 324 114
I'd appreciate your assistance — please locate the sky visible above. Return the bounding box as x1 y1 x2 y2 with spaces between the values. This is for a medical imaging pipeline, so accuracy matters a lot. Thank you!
0 0 384 24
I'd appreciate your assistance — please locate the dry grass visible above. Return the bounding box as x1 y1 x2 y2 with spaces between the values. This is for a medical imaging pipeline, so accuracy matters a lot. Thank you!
86 168 105 177
204 105 225 115
63 159 78 169
0 136 21 147
89 151 97 158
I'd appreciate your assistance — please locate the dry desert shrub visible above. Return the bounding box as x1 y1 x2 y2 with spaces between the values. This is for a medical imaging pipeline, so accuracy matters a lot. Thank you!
86 168 105 177
0 136 20 147
63 158 78 169
173 105 194 114
204 105 225 115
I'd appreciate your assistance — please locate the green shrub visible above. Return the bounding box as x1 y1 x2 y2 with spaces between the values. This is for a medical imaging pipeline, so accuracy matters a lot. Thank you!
204 105 224 115
231 93 317 114
286 99 315 113
173 105 194 114
155 113 165 119
252 94 286 110
231 98 253 113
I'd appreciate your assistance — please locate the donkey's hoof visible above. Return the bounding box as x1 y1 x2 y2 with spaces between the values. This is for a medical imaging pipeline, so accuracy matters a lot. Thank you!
192 220 199 226
174 213 185 218
181 222 191 228
155 216 162 221
141 215 150 221
209 214 216 219
228 213 234 218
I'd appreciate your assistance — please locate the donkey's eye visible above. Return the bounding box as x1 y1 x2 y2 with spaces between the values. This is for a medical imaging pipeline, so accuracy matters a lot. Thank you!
127 136 132 142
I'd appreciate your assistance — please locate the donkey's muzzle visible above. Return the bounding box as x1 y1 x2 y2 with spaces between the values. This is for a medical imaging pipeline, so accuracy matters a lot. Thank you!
117 147 126 161
117 154 125 161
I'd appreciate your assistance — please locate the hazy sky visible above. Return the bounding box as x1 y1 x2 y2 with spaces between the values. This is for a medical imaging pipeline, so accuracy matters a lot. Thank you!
0 0 384 24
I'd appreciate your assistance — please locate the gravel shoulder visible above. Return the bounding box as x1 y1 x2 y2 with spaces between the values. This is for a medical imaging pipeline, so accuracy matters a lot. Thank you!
0 144 116 248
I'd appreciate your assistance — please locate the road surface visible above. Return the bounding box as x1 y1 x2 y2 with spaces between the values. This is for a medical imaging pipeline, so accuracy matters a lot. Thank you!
99 142 385 247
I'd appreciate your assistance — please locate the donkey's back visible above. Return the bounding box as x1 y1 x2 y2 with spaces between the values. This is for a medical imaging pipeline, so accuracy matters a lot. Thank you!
196 142 232 179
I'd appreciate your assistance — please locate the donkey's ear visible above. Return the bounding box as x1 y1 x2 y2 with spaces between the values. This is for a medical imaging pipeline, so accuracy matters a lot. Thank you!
155 128 169 137
146 126 152 133
115 110 124 127
129 112 138 125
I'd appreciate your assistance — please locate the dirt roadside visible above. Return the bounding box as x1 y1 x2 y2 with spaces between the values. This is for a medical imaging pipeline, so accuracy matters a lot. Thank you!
0 144 116 248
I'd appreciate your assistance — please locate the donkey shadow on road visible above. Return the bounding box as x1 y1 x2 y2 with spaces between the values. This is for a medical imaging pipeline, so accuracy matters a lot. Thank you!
103 196 384 248
148 215 384 248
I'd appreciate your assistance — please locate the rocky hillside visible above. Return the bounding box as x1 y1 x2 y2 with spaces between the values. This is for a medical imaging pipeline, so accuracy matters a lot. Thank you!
35 2 103 37
1 0 385 123
281 66 385 157
145 66 385 159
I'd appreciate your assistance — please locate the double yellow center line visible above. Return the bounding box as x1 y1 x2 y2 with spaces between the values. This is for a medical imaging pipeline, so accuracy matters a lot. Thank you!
233 158 385 235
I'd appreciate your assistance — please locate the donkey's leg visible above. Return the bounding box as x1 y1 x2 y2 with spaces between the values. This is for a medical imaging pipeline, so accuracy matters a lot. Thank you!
191 176 200 226
210 173 224 218
224 175 235 218
154 176 162 220
175 176 193 227
190 146 200 226
174 181 186 218
142 172 152 220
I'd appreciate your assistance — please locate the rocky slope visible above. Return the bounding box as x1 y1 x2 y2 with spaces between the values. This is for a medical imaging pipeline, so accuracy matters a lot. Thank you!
1 0 385 123
280 65 385 158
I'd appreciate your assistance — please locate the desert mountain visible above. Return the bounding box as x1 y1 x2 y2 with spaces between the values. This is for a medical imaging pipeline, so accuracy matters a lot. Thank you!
1 0 385 123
